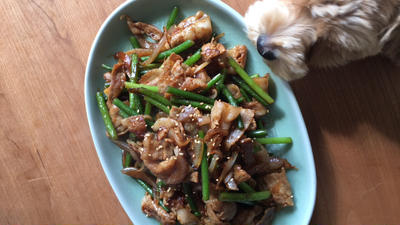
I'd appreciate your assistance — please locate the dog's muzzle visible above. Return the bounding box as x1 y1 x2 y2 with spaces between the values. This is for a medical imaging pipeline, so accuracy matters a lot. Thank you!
257 34 277 61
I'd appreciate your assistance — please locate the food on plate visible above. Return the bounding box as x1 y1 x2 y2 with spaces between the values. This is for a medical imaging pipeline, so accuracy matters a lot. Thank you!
96 7 294 225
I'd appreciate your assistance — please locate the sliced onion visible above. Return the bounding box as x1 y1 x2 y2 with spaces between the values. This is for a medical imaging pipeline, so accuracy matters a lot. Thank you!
110 138 140 162
217 151 238 187
192 138 204 169
208 154 219 174
224 171 238 190
121 167 157 188
214 33 225 42
125 48 153 57
194 61 210 74
143 27 168 65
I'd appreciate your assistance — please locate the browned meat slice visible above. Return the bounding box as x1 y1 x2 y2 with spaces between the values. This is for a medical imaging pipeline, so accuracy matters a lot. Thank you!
124 15 162 41
170 106 202 124
180 77 207 92
226 84 242 99
142 193 176 225
227 45 247 69
210 101 241 130
247 148 295 175
120 115 148 139
141 133 189 184
169 106 205 136
201 42 226 62
152 117 190 147
233 164 251 183
253 75 269 92
224 45 248 74
243 101 268 117
176 207 200 225
204 101 241 153
240 138 256 168
189 171 199 183
181 68 210 92
106 63 127 107
139 53 186 94
108 105 128 135
225 108 255 149
204 198 237 225
232 205 264 225
256 207 276 225
262 168 294 207
169 11 212 47
204 128 227 157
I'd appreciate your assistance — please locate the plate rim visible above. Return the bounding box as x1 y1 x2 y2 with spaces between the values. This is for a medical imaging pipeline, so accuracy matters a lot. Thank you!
84 0 317 224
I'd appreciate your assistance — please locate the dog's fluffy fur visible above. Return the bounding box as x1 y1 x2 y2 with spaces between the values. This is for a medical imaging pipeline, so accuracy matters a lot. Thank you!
245 0 400 80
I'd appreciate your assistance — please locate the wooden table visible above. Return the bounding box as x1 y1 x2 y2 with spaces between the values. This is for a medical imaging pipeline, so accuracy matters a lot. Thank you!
1 0 399 224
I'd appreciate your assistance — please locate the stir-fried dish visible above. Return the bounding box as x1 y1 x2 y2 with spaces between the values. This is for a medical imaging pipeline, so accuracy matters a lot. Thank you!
96 7 294 225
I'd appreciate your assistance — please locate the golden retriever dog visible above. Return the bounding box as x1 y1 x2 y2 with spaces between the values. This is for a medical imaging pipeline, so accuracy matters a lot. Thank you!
244 0 400 80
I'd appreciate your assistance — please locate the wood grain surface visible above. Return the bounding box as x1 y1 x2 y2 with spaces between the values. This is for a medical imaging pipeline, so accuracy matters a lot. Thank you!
0 0 399 224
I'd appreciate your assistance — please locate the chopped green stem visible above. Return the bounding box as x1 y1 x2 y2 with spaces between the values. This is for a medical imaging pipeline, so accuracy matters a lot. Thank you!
239 87 251 102
124 153 132 168
183 183 201 217
199 130 209 201
247 129 268 138
136 179 170 212
157 180 166 189
166 6 179 30
139 63 161 70
255 137 293 144
141 40 195 61
256 119 265 129
129 93 143 114
229 57 274 104
136 179 153 196
171 98 212 112
232 76 269 107
96 92 117 140
125 82 159 93
184 49 201 66
129 93 135 109
139 88 171 106
119 109 130 118
250 73 260 78
129 36 141 49
218 83 238 106
236 96 244 104
101 64 113 71
130 54 139 82
167 87 214 105
144 102 152 115
159 201 170 212
238 182 255 193
201 73 223 94
143 96 170 114
217 82 244 130
113 98 138 116
219 191 271 202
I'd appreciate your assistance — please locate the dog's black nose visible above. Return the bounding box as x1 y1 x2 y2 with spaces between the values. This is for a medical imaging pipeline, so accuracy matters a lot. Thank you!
257 34 277 61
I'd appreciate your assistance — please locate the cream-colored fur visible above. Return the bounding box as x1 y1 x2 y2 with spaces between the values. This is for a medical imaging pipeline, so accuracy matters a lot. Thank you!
245 0 400 80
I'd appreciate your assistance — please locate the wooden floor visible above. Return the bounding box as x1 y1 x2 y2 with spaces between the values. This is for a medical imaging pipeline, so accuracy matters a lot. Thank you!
1 0 399 224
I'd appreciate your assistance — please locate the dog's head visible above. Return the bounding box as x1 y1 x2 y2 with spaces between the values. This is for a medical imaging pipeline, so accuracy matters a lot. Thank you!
245 0 317 80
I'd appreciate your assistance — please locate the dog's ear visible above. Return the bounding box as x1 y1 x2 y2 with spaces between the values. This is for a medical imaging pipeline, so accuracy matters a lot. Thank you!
380 15 400 64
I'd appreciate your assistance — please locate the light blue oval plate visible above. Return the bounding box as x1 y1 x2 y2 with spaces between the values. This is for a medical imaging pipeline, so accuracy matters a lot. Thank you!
85 0 316 224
